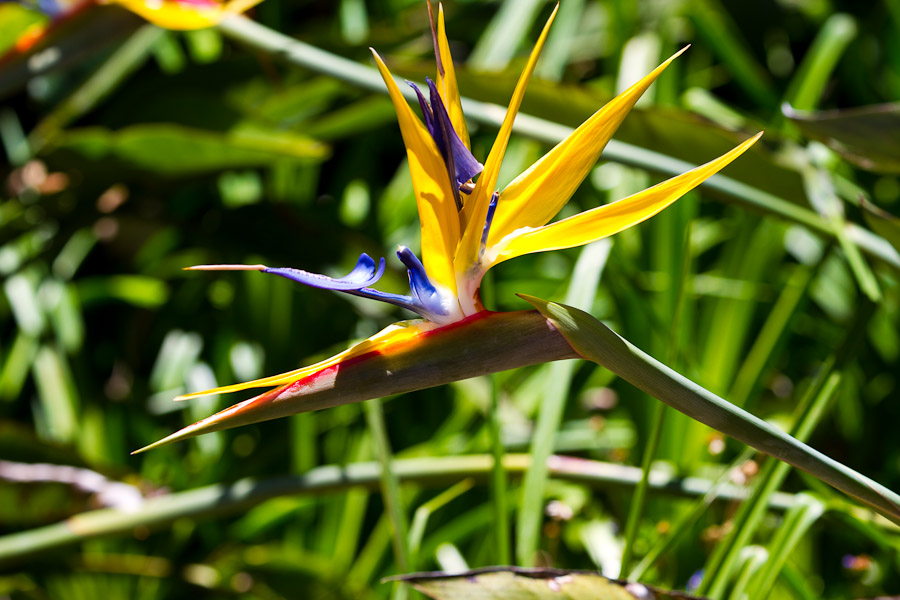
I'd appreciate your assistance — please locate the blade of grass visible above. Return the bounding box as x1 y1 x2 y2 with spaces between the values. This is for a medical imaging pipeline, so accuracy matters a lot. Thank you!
408 479 474 566
479 272 511 566
468 0 546 71
744 493 826 599
802 165 881 302
700 371 841 598
626 448 756 581
783 13 857 112
621 203 694 577
725 546 768 600
363 398 410 572
619 400 666 577
728 265 814 407
515 240 612 566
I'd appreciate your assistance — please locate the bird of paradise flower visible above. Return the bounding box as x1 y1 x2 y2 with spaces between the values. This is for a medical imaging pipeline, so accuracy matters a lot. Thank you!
4 0 261 58
134 3 761 453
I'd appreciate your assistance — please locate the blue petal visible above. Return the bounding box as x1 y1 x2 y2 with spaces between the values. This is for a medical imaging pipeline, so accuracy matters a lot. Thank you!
479 192 499 260
264 253 385 291
408 80 484 194
426 78 483 188
397 246 447 317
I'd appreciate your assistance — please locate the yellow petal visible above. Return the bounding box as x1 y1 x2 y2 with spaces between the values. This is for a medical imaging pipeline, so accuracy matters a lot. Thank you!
435 3 470 148
108 0 261 30
489 132 763 266
487 46 689 248
371 50 461 296
175 320 433 400
455 3 558 274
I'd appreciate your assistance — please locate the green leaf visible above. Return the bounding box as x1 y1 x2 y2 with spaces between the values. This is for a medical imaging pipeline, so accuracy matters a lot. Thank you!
390 568 700 600
520 295 900 527
50 123 329 176
860 196 900 254
785 103 900 174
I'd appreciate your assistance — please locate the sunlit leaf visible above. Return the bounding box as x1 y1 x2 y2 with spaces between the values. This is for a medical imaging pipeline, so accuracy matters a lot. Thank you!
391 568 701 600
785 103 900 174
49 124 329 175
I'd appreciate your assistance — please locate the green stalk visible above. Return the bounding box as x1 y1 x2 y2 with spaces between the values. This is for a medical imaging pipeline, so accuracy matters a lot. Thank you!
626 448 756 581
700 297 875 596
480 271 510 565
0 453 808 567
745 494 826 599
728 266 814 407
216 16 900 273
515 241 611 566
783 14 857 112
29 25 165 153
700 372 841 598
621 211 691 576
488 375 511 565
363 399 411 572
618 401 666 576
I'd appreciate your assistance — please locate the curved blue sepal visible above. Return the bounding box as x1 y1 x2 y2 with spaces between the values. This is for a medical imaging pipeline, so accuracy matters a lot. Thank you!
397 246 449 318
426 78 483 187
264 253 386 291
408 80 483 190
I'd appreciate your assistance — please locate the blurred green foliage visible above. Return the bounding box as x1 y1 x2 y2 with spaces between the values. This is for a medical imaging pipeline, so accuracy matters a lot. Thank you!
1 0 899 598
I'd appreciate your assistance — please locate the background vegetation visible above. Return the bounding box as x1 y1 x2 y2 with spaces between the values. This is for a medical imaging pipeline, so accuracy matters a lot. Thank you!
1 0 899 598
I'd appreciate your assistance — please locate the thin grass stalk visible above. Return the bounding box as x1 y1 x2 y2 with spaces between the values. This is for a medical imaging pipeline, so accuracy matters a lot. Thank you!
0 453 811 567
618 400 666 576
745 494 826 599
621 213 692 576
699 371 841 598
363 398 411 573
408 479 474 564
725 546 769 600
626 448 756 581
487 376 511 565
728 265 814 407
515 242 611 566
480 271 511 565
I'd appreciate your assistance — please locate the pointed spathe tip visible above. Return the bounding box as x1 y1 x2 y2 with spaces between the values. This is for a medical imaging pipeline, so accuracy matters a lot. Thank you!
184 264 268 271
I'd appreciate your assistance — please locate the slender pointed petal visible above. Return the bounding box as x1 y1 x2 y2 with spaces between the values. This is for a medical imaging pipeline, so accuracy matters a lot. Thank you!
134 311 578 453
488 132 763 266
175 320 432 401
110 0 262 29
434 3 469 148
371 49 461 298
264 254 385 290
456 4 558 274
487 46 690 248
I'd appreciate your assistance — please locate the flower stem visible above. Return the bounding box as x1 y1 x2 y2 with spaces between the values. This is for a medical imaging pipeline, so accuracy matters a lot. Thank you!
363 398 411 572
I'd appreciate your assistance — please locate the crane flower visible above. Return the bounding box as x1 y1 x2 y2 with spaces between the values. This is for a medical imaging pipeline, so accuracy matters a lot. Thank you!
134 3 761 453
